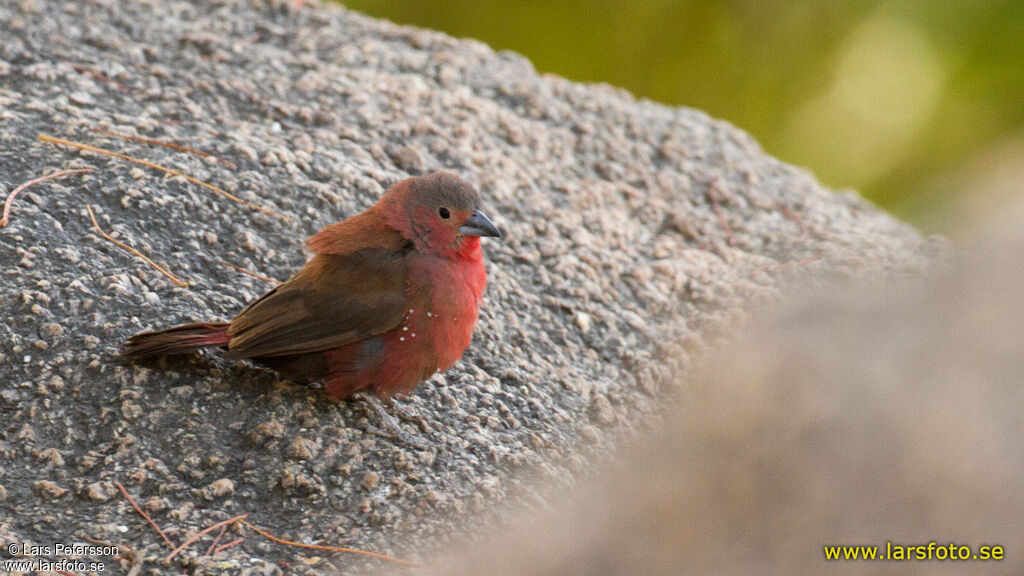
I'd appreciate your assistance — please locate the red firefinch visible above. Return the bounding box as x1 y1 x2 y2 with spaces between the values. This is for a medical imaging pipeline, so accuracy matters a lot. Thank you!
122 171 501 400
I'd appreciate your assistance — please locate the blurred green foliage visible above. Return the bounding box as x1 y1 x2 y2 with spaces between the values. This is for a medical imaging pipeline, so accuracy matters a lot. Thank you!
340 0 1024 230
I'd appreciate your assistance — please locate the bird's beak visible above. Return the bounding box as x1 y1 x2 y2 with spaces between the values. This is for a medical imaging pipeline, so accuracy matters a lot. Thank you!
460 209 502 239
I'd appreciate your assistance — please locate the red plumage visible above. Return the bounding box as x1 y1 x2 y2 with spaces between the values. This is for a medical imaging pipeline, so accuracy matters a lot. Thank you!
122 171 500 400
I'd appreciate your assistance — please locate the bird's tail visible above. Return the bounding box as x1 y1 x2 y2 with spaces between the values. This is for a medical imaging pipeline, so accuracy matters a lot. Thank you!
121 322 231 360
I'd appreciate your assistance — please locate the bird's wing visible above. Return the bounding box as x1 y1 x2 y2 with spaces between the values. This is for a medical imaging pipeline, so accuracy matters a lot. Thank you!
225 246 410 359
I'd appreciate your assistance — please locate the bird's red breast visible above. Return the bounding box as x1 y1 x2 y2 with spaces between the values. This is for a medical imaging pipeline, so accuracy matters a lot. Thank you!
324 237 487 399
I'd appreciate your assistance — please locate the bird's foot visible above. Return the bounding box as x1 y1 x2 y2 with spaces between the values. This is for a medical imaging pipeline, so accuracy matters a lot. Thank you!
389 401 433 434
356 392 437 450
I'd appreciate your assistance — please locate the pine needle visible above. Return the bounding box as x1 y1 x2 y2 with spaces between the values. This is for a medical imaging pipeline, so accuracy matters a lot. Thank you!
113 481 178 550
60 58 129 91
218 259 281 285
205 524 229 556
92 127 237 169
750 255 820 278
39 134 289 221
707 177 734 246
212 538 245 554
86 205 189 287
1 168 91 227
164 514 249 562
238 519 421 567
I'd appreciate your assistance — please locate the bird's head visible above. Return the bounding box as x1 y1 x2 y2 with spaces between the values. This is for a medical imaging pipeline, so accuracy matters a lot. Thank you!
380 171 501 259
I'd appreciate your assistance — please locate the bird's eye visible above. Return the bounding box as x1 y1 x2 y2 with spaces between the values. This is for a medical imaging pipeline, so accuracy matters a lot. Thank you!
438 207 451 219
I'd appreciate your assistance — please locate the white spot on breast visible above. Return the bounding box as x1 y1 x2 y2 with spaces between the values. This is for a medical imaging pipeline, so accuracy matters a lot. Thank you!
409 309 414 314
403 326 408 331
400 336 406 342
411 333 416 338
426 311 432 317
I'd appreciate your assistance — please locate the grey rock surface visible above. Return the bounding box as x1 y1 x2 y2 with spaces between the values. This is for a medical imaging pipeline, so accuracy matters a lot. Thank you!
1 0 938 574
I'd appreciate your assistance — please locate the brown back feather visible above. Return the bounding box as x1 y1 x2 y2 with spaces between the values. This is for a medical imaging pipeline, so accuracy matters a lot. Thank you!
225 245 411 360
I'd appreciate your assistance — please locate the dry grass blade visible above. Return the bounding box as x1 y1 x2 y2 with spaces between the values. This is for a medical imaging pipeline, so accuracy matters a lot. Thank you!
60 58 129 91
164 514 248 562
86 205 189 287
113 481 177 550
750 255 820 278
39 134 289 221
775 201 811 244
1 168 91 227
218 259 281 285
92 127 237 169
83 535 144 575
707 178 735 246
212 538 245 554
205 524 229 556
238 519 421 567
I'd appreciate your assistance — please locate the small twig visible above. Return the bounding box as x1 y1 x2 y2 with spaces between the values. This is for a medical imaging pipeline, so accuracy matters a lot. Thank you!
238 519 420 567
126 559 145 576
213 538 245 554
775 201 810 244
1 168 91 227
165 514 248 562
83 535 143 575
82 535 133 553
114 481 177 550
357 392 436 450
750 255 820 278
391 400 434 435
86 205 189 287
39 134 289 221
92 127 237 169
218 259 281 285
66 63 129 91
205 523 229 556
707 178 735 246
82 535 132 563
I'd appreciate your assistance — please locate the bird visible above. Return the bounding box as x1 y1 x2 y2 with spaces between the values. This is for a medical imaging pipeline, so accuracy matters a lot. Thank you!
121 171 501 401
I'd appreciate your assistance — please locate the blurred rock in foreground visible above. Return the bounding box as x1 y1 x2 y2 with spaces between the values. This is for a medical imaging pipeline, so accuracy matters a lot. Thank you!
417 219 1024 576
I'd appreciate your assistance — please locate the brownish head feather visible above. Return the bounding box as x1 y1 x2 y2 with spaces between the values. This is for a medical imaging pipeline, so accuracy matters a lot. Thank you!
379 171 491 258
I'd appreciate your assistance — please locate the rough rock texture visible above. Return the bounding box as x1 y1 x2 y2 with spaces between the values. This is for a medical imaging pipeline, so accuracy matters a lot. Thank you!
0 0 938 574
